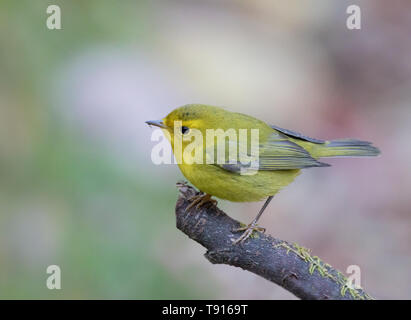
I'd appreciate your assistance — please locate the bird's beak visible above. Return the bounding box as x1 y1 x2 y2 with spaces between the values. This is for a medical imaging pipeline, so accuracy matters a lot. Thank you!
145 120 168 129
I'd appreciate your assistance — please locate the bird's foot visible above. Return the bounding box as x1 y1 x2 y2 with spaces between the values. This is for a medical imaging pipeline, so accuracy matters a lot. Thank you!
185 193 217 212
232 222 266 244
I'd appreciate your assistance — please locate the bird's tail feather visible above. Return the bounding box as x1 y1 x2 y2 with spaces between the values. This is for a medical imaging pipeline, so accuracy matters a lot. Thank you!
316 139 380 158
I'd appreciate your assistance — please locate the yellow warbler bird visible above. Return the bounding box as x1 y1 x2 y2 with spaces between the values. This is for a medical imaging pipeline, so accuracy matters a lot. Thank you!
146 104 380 243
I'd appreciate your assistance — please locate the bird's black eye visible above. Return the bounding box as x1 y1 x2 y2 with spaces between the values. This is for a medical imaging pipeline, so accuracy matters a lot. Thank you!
181 126 190 134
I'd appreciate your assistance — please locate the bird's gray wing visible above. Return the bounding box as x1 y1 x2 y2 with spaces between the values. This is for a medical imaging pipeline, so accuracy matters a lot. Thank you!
206 133 329 175
270 124 325 144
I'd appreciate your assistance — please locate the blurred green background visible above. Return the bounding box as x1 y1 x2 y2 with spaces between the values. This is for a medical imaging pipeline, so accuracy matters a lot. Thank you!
1 0 410 299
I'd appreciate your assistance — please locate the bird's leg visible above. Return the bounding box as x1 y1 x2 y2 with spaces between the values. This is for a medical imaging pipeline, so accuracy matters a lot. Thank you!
232 196 274 244
185 193 217 212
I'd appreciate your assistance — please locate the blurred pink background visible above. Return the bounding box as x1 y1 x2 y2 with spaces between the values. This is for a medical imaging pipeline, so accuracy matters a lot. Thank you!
1 0 410 299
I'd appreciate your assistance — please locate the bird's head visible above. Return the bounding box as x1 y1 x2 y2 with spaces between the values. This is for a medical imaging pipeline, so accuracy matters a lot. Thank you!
146 104 229 147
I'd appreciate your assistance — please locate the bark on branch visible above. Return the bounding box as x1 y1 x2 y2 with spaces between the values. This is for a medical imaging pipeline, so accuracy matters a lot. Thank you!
175 182 373 300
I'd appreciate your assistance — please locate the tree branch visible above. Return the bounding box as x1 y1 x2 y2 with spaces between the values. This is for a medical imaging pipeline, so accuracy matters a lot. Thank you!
175 182 373 300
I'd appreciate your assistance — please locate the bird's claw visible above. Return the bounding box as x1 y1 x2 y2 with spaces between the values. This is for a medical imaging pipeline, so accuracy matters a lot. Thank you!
232 222 265 244
185 193 217 212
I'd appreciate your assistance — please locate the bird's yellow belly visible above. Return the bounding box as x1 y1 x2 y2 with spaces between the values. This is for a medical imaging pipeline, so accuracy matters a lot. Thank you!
178 163 300 202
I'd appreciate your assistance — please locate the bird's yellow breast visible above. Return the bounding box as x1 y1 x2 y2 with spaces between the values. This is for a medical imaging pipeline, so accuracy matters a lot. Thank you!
178 163 300 202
